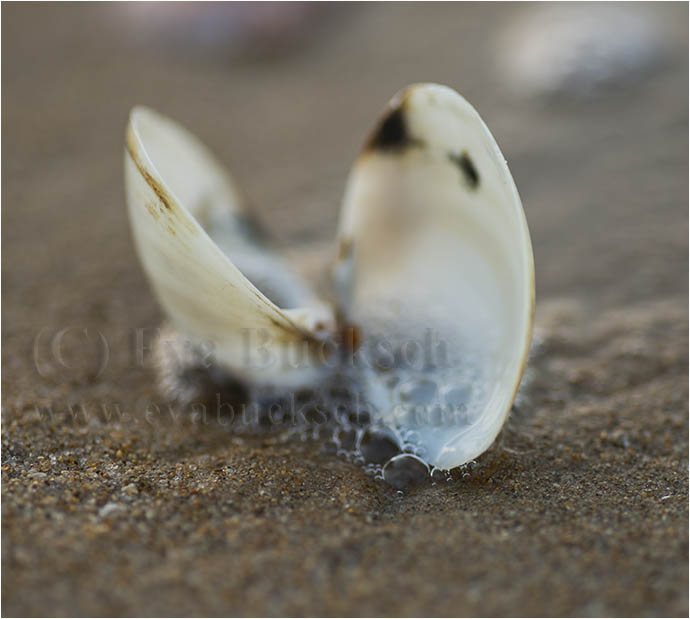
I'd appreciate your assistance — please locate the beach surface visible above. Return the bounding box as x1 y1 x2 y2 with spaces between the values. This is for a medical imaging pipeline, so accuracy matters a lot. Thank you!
2 3 688 616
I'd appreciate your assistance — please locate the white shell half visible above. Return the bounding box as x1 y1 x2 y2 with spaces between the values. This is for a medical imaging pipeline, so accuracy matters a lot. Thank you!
335 84 535 470
124 107 335 387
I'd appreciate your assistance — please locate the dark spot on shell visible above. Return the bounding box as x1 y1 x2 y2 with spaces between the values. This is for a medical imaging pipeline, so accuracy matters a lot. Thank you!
365 103 421 153
449 151 480 189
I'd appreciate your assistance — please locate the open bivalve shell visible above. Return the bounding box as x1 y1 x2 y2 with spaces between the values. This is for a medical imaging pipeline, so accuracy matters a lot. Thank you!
125 107 336 389
124 84 535 473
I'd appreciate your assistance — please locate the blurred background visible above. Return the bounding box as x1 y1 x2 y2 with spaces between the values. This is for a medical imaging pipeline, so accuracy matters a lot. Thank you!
3 2 687 315
2 3 688 617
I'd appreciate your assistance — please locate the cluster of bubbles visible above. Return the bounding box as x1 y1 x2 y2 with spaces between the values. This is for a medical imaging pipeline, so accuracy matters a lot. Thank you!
248 363 483 489
157 325 488 489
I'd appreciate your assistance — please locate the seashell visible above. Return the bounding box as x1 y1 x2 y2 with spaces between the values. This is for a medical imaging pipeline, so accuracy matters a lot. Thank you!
124 106 336 388
334 84 534 470
124 83 534 472
496 4 662 98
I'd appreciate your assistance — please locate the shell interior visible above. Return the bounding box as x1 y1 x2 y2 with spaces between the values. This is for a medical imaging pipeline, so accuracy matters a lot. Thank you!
336 85 534 469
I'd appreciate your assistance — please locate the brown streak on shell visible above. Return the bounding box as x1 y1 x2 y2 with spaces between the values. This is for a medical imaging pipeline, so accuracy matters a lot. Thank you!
126 130 174 211
265 313 326 348
126 127 196 235
145 201 159 221
337 237 354 262
341 324 361 353
126 121 325 348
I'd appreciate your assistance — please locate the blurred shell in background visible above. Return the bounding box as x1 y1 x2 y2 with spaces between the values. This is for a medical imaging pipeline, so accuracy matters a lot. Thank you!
121 2 332 58
496 4 663 99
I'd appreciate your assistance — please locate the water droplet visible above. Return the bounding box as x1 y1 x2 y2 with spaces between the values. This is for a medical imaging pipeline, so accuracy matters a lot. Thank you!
357 426 401 465
430 466 446 482
382 454 430 489
335 427 358 452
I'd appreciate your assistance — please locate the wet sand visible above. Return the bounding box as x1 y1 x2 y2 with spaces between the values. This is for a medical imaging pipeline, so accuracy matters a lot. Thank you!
2 3 688 616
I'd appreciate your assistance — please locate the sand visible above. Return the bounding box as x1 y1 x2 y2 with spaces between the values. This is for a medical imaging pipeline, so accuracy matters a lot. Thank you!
2 3 688 616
